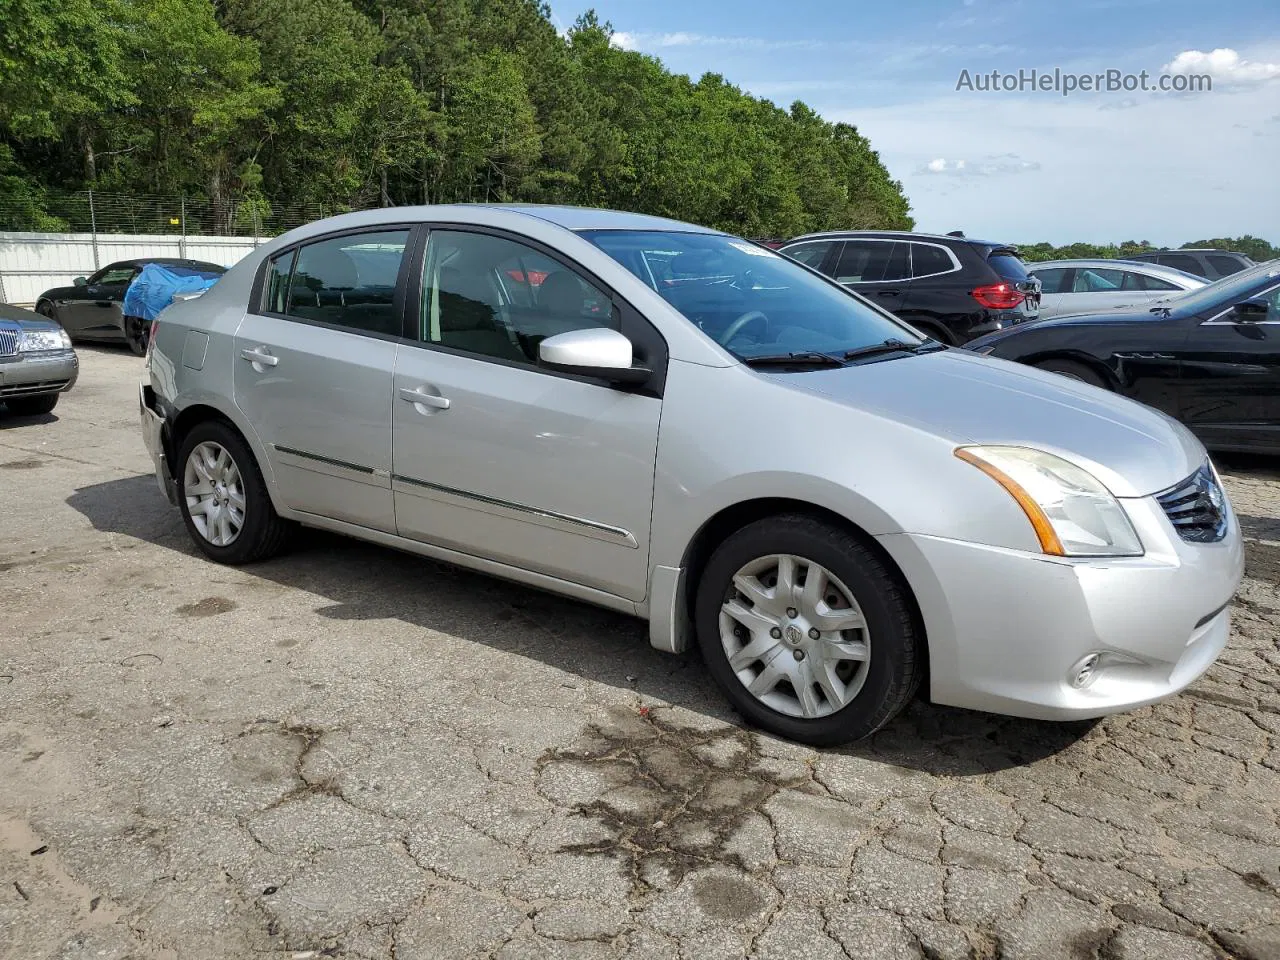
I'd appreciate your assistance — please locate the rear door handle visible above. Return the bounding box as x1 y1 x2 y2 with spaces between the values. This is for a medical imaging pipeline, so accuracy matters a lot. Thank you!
877 290 903 297
399 386 451 411
240 347 279 367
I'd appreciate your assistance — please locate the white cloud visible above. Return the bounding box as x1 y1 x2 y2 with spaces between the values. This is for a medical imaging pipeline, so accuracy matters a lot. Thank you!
917 154 1040 177
1163 48 1280 86
610 31 637 51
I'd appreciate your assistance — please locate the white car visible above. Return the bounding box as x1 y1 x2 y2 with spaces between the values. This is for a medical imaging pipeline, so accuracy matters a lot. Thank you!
1029 259 1205 319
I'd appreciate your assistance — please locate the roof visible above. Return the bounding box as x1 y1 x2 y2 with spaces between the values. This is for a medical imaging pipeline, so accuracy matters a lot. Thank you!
487 203 724 234
782 230 1013 248
1129 248 1251 257
1026 258 1207 284
123 257 227 270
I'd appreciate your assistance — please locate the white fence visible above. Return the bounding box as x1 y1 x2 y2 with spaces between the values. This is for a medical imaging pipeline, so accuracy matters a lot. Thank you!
0 232 270 307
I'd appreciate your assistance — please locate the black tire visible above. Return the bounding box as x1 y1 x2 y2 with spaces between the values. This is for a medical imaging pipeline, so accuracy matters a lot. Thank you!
176 420 293 564
5 393 59 416
1034 358 1108 389
694 513 923 746
124 316 148 356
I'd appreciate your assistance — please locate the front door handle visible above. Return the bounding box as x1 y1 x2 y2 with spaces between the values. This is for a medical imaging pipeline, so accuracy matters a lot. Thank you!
240 347 279 367
399 386 451 411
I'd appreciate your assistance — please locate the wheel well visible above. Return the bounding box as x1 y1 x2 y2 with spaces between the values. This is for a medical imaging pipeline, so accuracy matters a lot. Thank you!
679 497 930 696
1026 352 1117 389
165 404 238 471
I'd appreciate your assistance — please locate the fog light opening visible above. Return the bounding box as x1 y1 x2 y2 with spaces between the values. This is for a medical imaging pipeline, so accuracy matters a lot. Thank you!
1071 653 1101 689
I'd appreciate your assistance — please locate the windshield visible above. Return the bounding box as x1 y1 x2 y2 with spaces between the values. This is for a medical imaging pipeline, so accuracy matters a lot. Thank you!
1158 259 1280 312
578 230 921 359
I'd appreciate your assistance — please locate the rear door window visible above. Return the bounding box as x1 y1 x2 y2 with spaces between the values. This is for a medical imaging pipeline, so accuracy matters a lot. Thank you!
283 230 410 337
832 241 894 283
880 242 910 282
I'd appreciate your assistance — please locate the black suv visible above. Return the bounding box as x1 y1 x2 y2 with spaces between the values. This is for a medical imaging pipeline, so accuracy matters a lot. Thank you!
778 231 1040 344
1125 248 1255 281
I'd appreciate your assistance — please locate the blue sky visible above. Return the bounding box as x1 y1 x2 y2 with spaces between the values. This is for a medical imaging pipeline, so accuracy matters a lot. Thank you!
549 0 1280 245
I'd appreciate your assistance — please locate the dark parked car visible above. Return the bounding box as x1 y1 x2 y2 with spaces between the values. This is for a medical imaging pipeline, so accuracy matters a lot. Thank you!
0 301 79 416
1126 249 1255 281
778 231 1040 344
966 260 1280 454
36 258 226 355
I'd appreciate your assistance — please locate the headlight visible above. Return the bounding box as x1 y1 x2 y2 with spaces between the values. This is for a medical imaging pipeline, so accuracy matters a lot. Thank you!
956 445 1143 557
19 328 72 352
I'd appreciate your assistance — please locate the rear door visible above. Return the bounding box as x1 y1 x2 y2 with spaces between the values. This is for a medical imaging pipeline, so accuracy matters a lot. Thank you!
233 226 416 533
829 239 911 311
1177 280 1280 450
1060 267 1142 315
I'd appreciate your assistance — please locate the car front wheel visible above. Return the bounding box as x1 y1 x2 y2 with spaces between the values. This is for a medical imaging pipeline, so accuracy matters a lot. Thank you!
176 421 292 564
695 514 923 745
4 393 59 416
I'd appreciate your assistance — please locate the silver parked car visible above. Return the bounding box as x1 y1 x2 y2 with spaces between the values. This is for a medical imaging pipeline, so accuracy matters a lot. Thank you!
139 205 1243 745
1029 259 1206 320
1 302 79 416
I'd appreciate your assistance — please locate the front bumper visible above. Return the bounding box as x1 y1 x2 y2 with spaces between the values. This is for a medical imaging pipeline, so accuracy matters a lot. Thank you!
877 493 1245 720
139 381 178 506
0 350 79 398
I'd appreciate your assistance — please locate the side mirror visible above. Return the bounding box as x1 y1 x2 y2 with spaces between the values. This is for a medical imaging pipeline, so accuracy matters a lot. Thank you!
1231 297 1269 323
538 328 650 385
73 277 88 287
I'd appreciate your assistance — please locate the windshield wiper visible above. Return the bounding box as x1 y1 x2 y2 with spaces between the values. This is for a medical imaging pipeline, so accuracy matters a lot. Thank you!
842 338 922 361
741 351 846 368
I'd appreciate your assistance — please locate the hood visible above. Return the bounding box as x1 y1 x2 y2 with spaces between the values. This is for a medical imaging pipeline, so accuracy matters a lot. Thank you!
967 307 1165 351
0 302 64 331
769 348 1204 497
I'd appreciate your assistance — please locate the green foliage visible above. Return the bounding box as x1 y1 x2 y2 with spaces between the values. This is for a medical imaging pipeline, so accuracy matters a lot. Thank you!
0 1 914 235
1019 238 1279 263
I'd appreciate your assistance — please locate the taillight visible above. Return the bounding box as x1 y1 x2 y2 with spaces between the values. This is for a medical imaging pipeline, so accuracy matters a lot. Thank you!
972 282 1025 310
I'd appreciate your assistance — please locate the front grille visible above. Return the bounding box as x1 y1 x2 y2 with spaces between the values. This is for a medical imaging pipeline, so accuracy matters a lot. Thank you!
1156 464 1229 544
0 326 18 357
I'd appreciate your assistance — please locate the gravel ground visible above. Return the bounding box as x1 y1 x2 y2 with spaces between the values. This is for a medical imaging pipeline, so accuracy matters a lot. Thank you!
1 346 1278 960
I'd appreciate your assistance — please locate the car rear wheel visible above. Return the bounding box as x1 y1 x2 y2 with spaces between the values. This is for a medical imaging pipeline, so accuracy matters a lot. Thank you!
694 514 922 745
176 421 292 564
4 393 59 416
1034 358 1108 389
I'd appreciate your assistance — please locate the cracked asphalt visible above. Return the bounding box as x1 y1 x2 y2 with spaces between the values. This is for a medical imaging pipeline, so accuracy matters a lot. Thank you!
2 346 1279 960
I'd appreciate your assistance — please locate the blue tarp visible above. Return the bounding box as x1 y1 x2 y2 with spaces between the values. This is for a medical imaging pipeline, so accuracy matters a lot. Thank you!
122 263 222 323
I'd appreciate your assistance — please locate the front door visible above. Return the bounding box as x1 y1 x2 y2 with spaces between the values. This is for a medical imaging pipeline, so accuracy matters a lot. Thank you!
1177 281 1280 451
232 227 415 533
391 228 662 601
63 263 135 338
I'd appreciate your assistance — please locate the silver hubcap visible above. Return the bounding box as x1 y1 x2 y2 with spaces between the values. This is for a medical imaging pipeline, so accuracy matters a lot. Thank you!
184 441 245 547
719 554 870 719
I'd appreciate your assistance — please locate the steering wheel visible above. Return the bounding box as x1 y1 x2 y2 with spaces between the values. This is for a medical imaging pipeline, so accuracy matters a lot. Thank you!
718 310 769 346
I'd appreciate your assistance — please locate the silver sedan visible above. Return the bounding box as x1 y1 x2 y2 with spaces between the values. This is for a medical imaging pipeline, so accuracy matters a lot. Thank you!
139 205 1243 745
